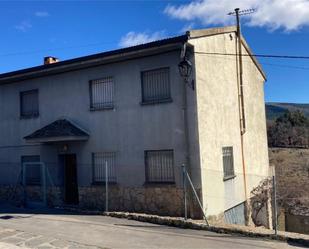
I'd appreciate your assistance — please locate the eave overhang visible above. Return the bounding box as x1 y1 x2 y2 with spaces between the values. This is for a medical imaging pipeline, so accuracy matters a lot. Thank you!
0 35 188 84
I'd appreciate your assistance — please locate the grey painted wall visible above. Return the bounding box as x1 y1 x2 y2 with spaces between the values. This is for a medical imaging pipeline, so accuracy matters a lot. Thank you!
0 50 193 188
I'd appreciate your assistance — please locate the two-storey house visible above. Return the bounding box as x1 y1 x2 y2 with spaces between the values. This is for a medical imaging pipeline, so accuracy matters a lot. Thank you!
0 26 270 225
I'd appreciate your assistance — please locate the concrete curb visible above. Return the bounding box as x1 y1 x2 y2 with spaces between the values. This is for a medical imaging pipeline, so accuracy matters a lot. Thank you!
104 212 309 247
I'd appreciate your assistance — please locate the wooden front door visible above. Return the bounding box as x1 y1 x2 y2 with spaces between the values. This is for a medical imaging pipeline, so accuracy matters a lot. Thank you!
63 154 79 205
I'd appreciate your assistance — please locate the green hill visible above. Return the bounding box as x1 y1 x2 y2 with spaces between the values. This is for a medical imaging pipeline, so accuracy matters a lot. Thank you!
266 103 309 121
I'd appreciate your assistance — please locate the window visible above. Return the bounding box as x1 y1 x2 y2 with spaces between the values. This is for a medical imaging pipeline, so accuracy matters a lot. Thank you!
20 89 39 118
21 155 40 185
92 152 117 183
145 150 174 183
141 68 171 104
90 77 114 110
222 147 235 180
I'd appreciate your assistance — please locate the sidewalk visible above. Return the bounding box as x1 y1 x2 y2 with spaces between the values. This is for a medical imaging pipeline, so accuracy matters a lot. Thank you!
0 242 29 249
105 211 309 247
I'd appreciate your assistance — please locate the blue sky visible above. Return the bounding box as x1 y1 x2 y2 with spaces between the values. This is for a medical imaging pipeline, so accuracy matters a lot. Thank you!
0 0 308 103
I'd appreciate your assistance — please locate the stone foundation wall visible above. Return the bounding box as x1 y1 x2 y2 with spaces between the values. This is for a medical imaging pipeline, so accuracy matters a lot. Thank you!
0 185 24 206
0 184 202 218
79 185 185 217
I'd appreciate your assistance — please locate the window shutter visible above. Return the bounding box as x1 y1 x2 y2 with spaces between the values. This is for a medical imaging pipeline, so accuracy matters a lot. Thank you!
222 147 235 179
145 150 174 183
92 152 117 183
90 77 114 110
20 90 39 117
142 68 171 103
21 155 40 185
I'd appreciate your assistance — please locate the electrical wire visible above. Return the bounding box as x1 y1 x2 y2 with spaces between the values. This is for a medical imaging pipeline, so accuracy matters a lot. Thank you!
194 52 309 71
2 43 309 71
194 51 309 60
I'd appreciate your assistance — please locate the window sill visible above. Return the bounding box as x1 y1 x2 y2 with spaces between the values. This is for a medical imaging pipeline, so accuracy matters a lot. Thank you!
140 98 173 106
223 175 236 181
143 181 176 187
20 114 39 120
90 106 114 112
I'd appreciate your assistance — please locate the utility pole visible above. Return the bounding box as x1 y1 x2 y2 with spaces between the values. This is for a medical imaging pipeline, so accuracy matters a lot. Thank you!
235 8 246 135
228 8 255 134
228 8 255 224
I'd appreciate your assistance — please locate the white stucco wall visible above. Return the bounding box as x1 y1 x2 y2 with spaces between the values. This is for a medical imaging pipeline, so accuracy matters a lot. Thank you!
189 32 269 216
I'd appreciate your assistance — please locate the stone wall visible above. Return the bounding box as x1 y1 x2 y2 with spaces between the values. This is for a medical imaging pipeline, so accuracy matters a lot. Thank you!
0 185 24 206
0 184 203 218
78 185 186 217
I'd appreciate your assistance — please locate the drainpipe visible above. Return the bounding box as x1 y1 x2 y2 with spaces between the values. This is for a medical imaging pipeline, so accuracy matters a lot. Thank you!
235 8 249 223
181 43 191 171
180 42 195 218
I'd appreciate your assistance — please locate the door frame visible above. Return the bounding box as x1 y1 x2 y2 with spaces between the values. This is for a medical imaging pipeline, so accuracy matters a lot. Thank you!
60 153 79 205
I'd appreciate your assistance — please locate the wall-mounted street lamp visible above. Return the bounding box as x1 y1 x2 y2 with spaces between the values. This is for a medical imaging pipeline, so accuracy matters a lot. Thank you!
178 58 194 90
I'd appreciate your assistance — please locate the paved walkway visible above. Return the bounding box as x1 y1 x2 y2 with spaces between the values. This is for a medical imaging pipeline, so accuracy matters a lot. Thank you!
0 242 29 249
0 227 100 249
0 206 304 249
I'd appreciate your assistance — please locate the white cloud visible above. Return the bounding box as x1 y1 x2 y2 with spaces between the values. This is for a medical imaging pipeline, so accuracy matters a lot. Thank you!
180 22 195 33
35 11 50 17
164 0 309 31
119 31 166 47
15 21 32 32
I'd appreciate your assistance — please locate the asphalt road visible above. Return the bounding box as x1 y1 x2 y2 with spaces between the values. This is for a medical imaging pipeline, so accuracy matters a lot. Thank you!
0 206 304 249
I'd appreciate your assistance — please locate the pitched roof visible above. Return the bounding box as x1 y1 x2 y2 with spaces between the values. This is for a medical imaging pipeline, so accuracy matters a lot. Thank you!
0 35 188 84
24 119 89 143
0 26 266 83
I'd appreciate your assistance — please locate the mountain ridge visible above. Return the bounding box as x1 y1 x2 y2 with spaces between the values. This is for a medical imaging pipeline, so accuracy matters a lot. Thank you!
266 102 309 121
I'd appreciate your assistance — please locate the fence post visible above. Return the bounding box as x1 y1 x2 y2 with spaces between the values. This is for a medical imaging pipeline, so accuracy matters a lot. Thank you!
105 161 108 212
182 164 187 220
22 163 27 205
181 165 209 226
41 163 47 206
272 174 278 235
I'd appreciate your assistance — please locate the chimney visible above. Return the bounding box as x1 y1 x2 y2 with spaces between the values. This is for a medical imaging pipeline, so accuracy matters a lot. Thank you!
44 56 59 65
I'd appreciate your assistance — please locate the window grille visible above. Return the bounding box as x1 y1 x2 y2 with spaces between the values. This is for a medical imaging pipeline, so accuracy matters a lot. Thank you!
21 155 41 185
92 152 117 183
141 68 171 103
145 150 174 183
222 147 235 179
90 77 114 110
20 90 39 118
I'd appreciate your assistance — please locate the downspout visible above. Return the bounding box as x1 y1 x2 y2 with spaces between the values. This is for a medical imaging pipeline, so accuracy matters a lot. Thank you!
235 26 249 223
180 43 191 169
180 42 194 217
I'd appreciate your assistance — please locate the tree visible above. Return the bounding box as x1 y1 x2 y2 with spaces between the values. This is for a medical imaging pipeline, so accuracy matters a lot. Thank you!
267 110 309 148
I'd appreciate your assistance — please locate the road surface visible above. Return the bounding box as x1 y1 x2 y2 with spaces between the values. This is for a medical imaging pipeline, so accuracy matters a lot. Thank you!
0 206 303 249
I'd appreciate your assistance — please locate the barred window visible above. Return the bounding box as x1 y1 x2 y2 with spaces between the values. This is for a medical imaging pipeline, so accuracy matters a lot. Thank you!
20 90 39 118
90 77 114 110
141 68 171 104
222 147 235 180
21 155 40 185
145 150 174 183
92 152 116 183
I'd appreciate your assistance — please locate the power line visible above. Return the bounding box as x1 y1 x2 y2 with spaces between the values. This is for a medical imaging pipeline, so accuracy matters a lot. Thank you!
261 62 309 71
195 52 309 71
2 43 309 71
194 51 309 60
2 42 309 60
0 41 118 57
